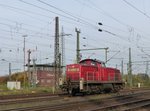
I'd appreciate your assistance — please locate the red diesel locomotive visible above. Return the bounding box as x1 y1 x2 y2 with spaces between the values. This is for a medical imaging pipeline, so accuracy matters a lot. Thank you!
60 59 124 95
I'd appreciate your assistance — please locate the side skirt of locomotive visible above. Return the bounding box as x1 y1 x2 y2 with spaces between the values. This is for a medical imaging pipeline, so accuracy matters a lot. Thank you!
60 80 124 96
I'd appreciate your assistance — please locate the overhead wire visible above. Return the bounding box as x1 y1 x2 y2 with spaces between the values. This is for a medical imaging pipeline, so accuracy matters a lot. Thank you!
73 0 134 43
0 22 54 38
0 0 149 71
37 0 98 29
18 0 81 23
0 3 53 19
0 34 52 49
0 5 49 23
122 0 150 20
17 0 143 48
19 0 99 29
77 0 150 61
80 0 129 27
82 0 150 45
0 27 54 40
0 2 78 61
0 16 53 31
0 3 94 33
0 0 149 46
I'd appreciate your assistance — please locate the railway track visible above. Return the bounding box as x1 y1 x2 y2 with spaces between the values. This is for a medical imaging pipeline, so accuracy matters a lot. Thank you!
0 87 146 106
85 95 150 111
0 95 61 105
0 87 148 100
0 92 61 100
1 89 150 111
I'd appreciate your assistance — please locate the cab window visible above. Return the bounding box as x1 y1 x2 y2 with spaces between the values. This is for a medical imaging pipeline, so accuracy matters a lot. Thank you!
91 61 97 66
101 63 106 67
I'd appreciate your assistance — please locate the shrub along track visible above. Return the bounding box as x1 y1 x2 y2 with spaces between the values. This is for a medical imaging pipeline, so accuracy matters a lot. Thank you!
1 88 150 111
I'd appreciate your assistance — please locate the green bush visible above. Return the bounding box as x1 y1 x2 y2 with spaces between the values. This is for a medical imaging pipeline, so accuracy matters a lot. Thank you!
123 74 150 88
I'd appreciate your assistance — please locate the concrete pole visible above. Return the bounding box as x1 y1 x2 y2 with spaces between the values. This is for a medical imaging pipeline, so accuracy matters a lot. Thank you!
75 28 81 63
23 34 27 88
145 61 149 75
121 59 124 75
33 59 36 87
128 48 132 87
105 48 108 63
9 62 11 81
54 17 59 89
27 49 31 87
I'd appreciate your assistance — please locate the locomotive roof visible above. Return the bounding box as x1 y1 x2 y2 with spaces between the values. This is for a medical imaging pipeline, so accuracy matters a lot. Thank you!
79 59 105 64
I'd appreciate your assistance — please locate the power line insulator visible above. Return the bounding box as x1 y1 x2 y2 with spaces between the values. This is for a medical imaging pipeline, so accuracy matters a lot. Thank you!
98 29 102 32
98 22 103 25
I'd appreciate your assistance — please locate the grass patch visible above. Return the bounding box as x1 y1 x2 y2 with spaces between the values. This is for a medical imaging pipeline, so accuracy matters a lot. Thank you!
0 84 58 96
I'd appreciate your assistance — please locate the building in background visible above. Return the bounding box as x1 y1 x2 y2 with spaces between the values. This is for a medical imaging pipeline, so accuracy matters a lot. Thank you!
29 64 62 87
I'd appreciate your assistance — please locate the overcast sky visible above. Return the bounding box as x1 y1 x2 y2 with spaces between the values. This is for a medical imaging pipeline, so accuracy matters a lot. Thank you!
0 0 150 76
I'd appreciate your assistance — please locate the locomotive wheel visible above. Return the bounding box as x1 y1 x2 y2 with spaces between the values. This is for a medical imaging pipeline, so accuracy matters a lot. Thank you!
68 88 76 96
68 88 72 95
112 84 119 92
72 89 76 96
